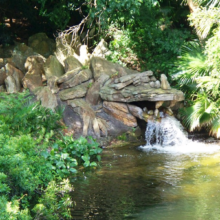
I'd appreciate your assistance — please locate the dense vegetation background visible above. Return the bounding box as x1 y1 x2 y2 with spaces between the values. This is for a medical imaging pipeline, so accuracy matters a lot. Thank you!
1 0 220 218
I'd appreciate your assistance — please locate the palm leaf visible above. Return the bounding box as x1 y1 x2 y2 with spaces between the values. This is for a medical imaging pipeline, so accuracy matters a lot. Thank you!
194 0 220 7
180 94 218 131
209 117 220 138
196 76 220 97
173 41 209 88
188 7 220 39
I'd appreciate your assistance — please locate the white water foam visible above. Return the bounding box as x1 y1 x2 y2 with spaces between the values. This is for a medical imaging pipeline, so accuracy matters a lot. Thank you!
140 115 220 154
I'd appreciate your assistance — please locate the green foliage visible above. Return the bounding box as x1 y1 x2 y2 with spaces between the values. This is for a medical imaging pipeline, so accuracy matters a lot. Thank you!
0 131 70 219
106 2 192 74
53 136 102 169
188 7 220 39
82 65 89 69
26 0 192 75
172 41 208 97
89 0 150 25
107 29 137 67
35 0 83 29
88 82 93 88
173 40 220 137
40 135 102 179
205 27 220 72
172 3 220 137
117 133 127 141
32 179 73 220
0 91 61 136
0 91 102 218
179 94 220 132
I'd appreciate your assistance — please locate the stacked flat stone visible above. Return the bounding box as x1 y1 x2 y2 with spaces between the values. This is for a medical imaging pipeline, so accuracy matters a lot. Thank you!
108 71 161 90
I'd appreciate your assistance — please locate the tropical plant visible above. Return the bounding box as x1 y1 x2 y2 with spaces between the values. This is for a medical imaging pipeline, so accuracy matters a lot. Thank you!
172 41 208 97
173 0 220 137
179 94 220 136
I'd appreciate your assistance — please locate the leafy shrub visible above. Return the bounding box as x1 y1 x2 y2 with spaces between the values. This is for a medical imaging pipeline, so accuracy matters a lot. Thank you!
106 3 192 75
0 91 102 219
0 91 62 136
46 136 102 178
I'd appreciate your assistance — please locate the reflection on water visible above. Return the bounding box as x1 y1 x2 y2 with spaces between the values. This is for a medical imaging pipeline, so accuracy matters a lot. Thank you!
70 144 220 220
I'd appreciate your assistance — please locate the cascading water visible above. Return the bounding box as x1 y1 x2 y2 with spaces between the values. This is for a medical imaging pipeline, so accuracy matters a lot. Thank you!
145 115 188 146
140 114 220 154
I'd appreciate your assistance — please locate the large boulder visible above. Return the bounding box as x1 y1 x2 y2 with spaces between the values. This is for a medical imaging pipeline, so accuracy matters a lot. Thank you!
23 56 45 91
57 68 81 84
47 76 60 94
0 67 6 85
127 104 144 120
60 69 93 89
34 86 58 110
92 39 111 58
78 45 90 66
86 74 110 105
62 104 83 136
5 63 24 83
59 79 93 101
44 55 65 79
103 101 137 127
63 56 82 72
96 109 135 137
11 43 35 72
67 99 108 138
54 37 80 66
5 76 20 93
28 33 56 58
4 63 24 93
90 57 137 80
161 74 171 90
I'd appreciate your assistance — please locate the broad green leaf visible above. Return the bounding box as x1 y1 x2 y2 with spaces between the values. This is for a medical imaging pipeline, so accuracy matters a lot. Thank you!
83 161 90 167
69 168 77 173
97 155 101 162
82 155 90 162
90 162 97 167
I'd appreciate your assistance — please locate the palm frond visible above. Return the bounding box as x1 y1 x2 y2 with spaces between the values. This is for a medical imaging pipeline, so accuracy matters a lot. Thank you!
194 0 220 7
188 7 220 39
180 94 219 131
210 117 220 138
173 41 209 87
205 27 220 72
196 76 220 97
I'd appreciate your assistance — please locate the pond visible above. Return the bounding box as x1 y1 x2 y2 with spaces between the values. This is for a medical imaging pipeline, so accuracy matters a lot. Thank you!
70 143 220 220
70 116 220 219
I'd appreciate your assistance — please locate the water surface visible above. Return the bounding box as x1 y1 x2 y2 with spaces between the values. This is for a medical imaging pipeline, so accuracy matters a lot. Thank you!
71 143 220 219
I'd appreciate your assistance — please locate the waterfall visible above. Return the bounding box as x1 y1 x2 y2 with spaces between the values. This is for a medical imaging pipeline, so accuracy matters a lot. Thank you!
140 114 220 154
145 115 188 146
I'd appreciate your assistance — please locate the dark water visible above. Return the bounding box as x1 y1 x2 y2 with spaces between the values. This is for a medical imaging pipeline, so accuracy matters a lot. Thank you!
70 143 220 220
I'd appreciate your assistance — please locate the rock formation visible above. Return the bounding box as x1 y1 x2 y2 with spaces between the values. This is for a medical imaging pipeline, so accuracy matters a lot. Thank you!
0 33 185 142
